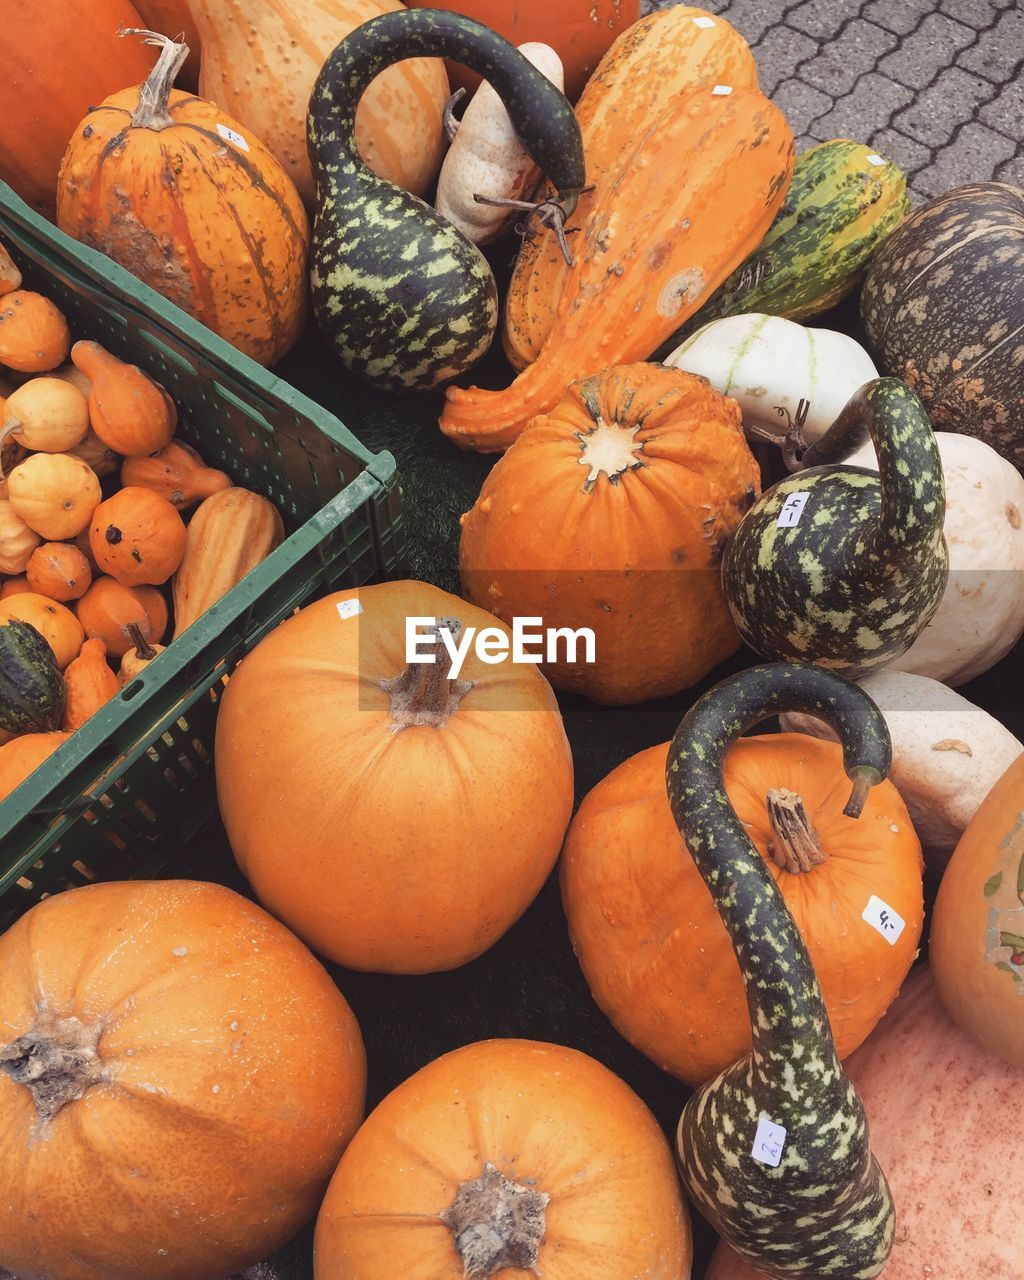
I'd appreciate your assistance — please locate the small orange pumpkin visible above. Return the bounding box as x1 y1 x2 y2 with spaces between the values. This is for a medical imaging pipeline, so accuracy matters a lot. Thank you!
135 584 169 644
89 487 187 586
561 732 924 1086
315 1038 692 1280
70 341 176 458
118 623 166 684
76 576 164 658
6 452 102 540
0 591 84 669
0 731 69 801
459 364 760 704
0 499 40 575
61 636 119 731
0 291 70 372
121 440 231 509
0 879 367 1280
0 575 30 598
25 541 92 601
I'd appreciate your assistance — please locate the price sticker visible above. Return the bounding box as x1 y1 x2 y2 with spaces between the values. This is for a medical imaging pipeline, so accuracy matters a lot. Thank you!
862 895 905 945
336 599 363 621
866 153 886 166
751 1116 787 1168
776 491 810 528
711 84 733 96
216 123 251 153
693 15 716 27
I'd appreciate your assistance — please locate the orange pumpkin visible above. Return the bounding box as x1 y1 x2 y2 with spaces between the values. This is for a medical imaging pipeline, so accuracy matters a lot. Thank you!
561 733 924 1086
77 576 165 658
216 580 574 973
89 487 187 586
459 364 760 704
0 879 366 1280
121 440 231 509
135 584 169 644
931 753 1024 1068
0 0 153 215
0 731 69 801
6 452 102 540
57 33 310 366
25 541 92 602
61 636 119 730
70 342 176 457
0 575 30 598
0 291 70 373
0 592 84 669
315 1038 692 1279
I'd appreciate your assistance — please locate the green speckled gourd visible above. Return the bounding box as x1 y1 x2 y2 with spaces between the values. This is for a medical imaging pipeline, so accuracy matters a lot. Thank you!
654 139 910 357
667 662 895 1280
0 620 66 734
722 377 948 677
307 10 585 392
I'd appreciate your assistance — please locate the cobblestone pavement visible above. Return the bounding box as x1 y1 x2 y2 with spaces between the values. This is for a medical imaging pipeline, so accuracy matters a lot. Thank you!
643 0 1024 202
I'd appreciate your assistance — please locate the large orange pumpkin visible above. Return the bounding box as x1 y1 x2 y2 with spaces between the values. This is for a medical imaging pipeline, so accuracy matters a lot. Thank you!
931 753 1024 1068
0 0 153 216
561 733 924 1086
56 33 310 366
314 1038 692 1279
0 879 366 1280
215 580 574 973
459 364 760 704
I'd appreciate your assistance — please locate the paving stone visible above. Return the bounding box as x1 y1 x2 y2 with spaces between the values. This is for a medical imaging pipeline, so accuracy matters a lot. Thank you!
912 120 1017 198
957 6 1024 82
786 0 856 41
879 10 976 87
980 80 1024 139
743 21 819 94
806 70 915 141
710 0 796 47
995 154 1024 188
863 0 933 35
798 18 899 96
894 65 995 145
771 76 835 137
868 127 933 182
939 0 1014 25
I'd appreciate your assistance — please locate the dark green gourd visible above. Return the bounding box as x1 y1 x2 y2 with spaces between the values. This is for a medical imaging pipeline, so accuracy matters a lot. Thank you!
0 620 66 734
307 10 585 392
722 377 948 678
666 662 895 1280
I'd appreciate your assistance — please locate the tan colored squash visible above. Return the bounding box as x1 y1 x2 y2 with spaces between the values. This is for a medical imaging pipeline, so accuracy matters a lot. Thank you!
0 291 70 373
118 623 166 685
6 453 102 540
0 500 40 575
0 592 84 669
0 377 89 460
172 487 284 639
61 636 119 730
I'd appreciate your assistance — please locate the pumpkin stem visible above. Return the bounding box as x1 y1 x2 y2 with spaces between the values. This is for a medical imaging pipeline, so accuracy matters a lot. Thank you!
0 1010 105 1122
443 87 467 142
766 788 826 873
440 1161 549 1279
126 622 157 661
122 28 189 130
381 616 475 731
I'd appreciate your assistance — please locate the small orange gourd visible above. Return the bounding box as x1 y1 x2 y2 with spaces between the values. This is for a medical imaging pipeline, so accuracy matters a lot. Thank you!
0 291 70 373
0 592 84 669
0 576 30 598
0 731 70 801
0 500 40 575
118 622 166 685
76 576 162 658
89 487 187 586
7 452 102 539
135 585 169 644
70 341 176 457
0 241 21 296
61 636 119 731
122 440 231 510
0 378 89 461
25 542 92 602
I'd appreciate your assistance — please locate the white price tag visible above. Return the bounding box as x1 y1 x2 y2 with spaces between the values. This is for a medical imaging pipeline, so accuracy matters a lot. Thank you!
752 1116 787 1167
776 491 810 528
866 153 886 166
711 84 733 96
862 895 905 945
693 15 716 27
216 123 251 152
336 599 363 621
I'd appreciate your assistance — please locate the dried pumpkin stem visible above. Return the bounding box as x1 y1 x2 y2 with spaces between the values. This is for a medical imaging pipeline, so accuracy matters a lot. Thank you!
126 622 157 661
0 1010 105 1121
381 616 474 731
122 28 190 130
440 1162 550 1279
766 788 826 874
443 87 467 142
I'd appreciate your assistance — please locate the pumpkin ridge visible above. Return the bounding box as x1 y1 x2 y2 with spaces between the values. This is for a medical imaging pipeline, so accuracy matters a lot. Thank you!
184 124 307 242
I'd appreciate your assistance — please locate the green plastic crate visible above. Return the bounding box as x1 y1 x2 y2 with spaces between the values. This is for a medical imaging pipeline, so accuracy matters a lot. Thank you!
0 182 405 927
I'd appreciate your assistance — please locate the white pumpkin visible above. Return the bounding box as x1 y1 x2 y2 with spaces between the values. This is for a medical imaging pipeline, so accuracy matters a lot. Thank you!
662 313 878 445
436 43 564 245
781 669 1023 866
842 432 1024 685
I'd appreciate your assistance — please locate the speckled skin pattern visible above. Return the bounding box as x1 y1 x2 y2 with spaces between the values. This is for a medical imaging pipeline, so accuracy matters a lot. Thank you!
666 662 895 1280
723 378 948 677
306 10 584 392
861 182 1024 472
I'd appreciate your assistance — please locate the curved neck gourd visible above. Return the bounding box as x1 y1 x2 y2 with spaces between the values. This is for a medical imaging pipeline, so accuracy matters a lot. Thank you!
666 662 895 1280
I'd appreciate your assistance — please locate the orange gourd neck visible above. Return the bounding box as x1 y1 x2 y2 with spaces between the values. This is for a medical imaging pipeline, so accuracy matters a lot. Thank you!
381 617 475 731
0 1008 105 1122
125 29 190 131
440 1162 549 1278
766 787 827 874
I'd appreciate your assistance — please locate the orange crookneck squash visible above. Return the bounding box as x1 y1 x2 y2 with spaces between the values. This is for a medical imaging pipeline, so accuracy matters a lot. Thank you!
57 31 310 367
0 880 367 1280
215 580 574 974
561 733 924 1086
459 364 760 704
314 1038 692 1280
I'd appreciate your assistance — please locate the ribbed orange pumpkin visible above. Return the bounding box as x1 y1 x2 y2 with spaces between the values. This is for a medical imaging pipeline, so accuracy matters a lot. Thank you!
189 0 450 206
56 32 310 366
561 733 924 1086
459 364 760 704
0 0 153 215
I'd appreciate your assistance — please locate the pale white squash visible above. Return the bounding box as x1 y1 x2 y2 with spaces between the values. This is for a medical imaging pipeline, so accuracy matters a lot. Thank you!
662 313 878 444
782 669 1023 866
435 43 564 245
843 432 1024 685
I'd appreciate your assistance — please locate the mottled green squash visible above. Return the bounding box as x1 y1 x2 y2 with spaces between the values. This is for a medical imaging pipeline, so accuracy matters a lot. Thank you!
307 9 585 392
0 618 66 734
723 378 948 677
667 661 895 1280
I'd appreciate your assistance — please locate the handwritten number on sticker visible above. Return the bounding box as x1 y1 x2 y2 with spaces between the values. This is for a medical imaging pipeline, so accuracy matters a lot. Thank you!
861 894 905 945
777 491 810 528
751 1116 787 1168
